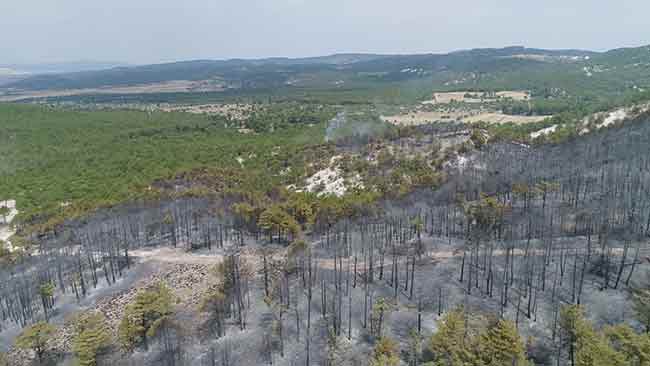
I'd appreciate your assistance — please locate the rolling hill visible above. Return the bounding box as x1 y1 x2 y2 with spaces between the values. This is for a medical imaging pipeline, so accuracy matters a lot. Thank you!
1 46 642 92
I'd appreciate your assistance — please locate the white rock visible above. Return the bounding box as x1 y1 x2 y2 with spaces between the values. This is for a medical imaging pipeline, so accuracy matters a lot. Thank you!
0 199 19 252
530 125 558 139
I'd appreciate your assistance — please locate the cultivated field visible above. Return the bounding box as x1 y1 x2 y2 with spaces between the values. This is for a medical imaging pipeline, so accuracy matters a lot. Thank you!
421 90 530 105
381 110 548 126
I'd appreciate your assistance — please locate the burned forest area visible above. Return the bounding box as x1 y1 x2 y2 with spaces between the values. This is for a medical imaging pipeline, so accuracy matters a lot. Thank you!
4 43 650 366
2 106 650 366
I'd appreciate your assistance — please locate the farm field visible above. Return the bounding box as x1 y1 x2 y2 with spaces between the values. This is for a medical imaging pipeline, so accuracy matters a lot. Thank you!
381 110 549 126
421 90 531 104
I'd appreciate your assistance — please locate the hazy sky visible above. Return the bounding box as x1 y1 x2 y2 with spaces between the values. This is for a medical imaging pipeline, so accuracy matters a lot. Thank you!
1 0 648 65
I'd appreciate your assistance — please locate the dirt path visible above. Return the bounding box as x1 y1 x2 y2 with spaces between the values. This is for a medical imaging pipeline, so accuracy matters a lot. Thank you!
313 245 636 270
130 247 225 265
129 246 265 266
129 241 642 272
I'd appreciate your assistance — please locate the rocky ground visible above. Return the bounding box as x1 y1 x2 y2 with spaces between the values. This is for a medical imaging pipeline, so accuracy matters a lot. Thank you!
5 254 216 365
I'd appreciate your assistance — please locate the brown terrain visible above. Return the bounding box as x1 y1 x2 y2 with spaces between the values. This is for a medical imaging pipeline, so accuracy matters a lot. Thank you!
0 79 226 102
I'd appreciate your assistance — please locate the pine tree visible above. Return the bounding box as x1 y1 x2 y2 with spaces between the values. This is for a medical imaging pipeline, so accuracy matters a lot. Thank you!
407 328 423 366
559 305 583 366
200 287 228 338
371 298 393 338
632 288 650 333
575 327 626 366
70 312 112 366
15 321 56 363
39 281 55 321
118 282 175 351
479 319 528 366
326 327 344 366
285 193 315 227
560 305 627 366
429 307 480 366
214 254 253 297
370 337 400 366
604 324 650 365
259 205 300 243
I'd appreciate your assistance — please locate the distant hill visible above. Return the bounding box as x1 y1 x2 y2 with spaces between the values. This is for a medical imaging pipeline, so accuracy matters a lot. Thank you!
2 45 649 105
0 61 129 75
0 61 129 89
0 47 595 91
246 53 391 66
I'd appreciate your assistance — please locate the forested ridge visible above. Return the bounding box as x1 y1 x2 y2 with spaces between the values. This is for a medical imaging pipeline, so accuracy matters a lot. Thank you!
4 45 650 109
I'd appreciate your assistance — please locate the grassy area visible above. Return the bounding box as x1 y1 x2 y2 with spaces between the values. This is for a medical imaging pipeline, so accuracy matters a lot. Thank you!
0 103 329 227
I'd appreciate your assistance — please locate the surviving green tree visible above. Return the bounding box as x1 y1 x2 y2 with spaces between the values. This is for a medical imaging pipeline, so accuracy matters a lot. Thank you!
15 321 56 364
70 312 112 366
118 282 175 351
